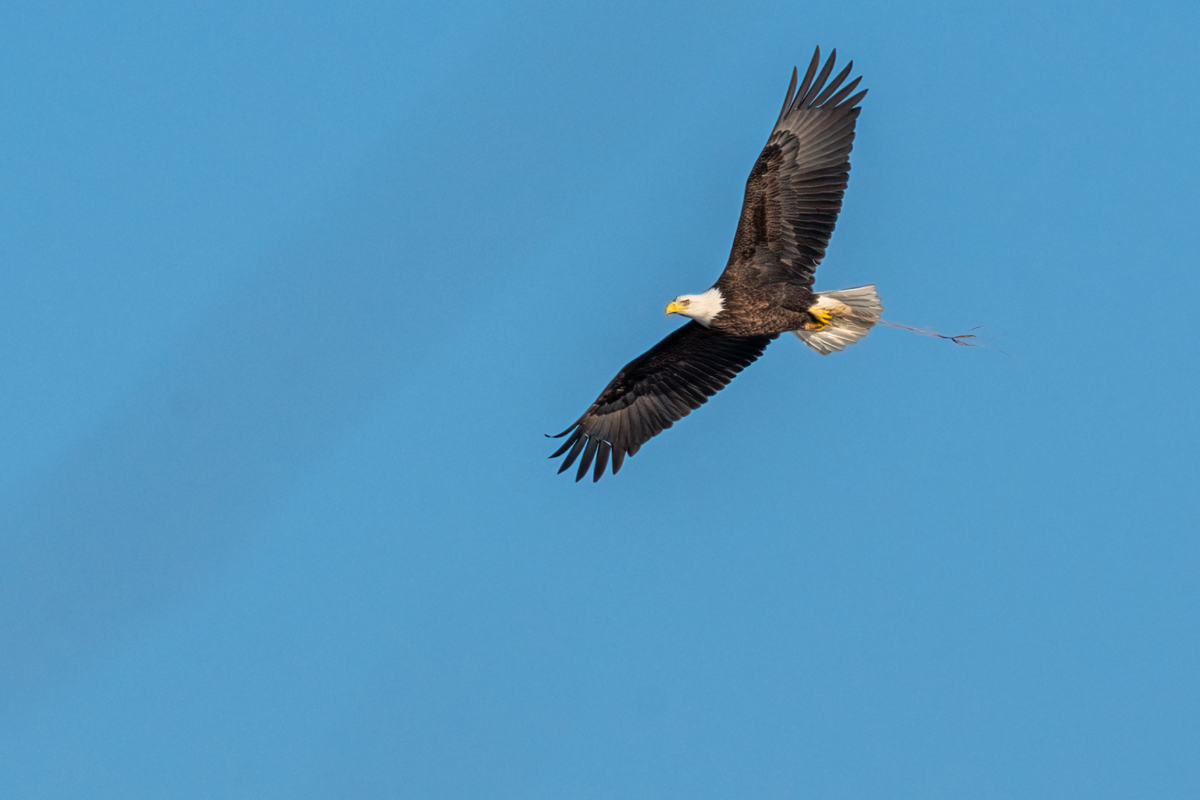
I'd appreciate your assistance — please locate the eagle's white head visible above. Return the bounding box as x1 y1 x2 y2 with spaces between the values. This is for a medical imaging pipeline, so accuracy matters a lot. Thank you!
665 287 725 327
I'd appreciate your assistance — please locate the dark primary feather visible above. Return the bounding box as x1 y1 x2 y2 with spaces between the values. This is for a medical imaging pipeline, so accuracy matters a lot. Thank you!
549 322 775 482
722 46 867 290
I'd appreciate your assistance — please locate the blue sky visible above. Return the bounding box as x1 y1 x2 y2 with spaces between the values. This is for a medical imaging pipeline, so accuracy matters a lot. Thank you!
2 1 1198 797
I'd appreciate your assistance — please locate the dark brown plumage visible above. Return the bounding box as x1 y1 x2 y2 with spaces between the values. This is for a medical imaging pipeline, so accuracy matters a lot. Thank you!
714 49 865 336
549 322 775 482
550 47 873 482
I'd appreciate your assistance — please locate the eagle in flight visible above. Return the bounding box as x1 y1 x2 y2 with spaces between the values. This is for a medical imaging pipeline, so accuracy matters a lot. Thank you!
551 47 880 482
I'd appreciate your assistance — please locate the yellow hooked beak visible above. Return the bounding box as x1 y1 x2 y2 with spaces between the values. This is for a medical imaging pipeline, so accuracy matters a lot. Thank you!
665 301 684 316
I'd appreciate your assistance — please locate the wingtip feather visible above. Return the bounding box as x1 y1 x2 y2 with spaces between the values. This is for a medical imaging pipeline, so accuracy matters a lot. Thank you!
547 423 579 439
575 438 599 482
794 47 821 112
593 441 611 482
777 66 799 127
549 430 580 459
558 435 586 473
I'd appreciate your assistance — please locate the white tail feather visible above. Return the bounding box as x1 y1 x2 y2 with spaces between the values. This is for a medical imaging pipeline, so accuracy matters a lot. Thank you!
793 285 883 355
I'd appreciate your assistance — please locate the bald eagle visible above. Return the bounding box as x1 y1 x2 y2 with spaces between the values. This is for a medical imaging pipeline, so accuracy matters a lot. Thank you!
550 47 880 482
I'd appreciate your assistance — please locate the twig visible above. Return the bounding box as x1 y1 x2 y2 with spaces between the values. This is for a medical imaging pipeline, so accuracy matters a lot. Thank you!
879 320 1009 357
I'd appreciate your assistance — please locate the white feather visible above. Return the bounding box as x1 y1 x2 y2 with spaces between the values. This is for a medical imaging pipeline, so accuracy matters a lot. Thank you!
793 285 883 355
672 287 725 327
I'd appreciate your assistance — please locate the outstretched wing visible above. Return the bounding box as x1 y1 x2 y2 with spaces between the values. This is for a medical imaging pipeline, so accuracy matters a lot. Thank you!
549 322 775 482
722 47 867 289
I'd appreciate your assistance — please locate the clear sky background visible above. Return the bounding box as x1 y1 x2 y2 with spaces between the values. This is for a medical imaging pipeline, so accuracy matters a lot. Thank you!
2 1 1198 797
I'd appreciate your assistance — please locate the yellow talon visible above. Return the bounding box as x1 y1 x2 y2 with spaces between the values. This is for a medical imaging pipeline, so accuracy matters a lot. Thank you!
803 307 833 330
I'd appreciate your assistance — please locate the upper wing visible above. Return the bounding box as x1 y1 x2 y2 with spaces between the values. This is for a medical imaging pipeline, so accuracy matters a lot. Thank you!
549 322 775 482
722 47 867 288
